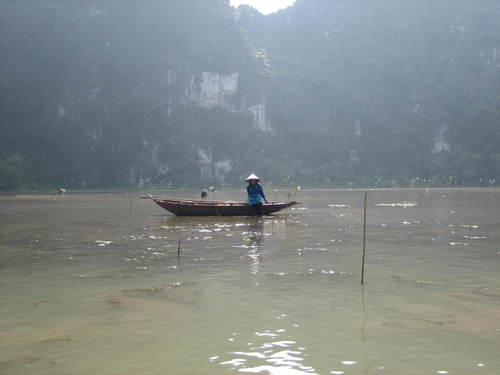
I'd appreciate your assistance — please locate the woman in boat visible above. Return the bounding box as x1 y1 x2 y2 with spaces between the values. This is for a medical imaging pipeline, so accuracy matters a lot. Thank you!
245 173 268 217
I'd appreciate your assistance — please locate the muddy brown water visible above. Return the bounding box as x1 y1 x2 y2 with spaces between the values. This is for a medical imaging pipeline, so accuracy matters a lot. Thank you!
0 188 499 375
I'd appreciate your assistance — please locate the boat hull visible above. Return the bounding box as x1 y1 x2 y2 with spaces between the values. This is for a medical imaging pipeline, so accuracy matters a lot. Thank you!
152 197 299 216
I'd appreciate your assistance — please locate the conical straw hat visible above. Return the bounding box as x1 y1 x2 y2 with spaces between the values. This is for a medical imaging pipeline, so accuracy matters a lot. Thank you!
245 173 260 181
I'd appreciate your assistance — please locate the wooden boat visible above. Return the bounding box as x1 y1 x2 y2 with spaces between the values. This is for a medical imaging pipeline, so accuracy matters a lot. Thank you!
152 196 300 216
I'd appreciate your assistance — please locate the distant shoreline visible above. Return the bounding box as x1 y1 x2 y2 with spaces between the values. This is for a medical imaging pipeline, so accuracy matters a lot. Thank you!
2 185 499 197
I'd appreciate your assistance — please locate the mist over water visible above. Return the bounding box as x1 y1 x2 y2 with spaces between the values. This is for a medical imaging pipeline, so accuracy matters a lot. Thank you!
1 188 499 374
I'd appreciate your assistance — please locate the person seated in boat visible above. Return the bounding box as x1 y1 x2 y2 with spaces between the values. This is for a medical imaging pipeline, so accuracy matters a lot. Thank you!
245 173 268 217
200 189 208 199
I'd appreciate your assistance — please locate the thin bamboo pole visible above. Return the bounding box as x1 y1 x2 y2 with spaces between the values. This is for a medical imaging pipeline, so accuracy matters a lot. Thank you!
177 239 182 257
361 192 367 284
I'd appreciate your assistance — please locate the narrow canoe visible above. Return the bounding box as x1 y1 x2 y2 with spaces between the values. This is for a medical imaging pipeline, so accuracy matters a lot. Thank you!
152 196 299 216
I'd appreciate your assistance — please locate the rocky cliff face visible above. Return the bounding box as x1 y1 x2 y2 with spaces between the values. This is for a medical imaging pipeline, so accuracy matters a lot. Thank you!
1 0 499 189
238 0 500 185
186 72 239 108
0 0 270 187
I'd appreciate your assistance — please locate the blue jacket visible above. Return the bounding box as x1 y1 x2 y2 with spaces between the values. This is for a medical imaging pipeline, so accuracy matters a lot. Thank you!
247 182 266 205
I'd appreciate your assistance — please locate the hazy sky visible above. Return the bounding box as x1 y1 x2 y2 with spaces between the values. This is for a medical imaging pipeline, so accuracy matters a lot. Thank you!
230 0 295 15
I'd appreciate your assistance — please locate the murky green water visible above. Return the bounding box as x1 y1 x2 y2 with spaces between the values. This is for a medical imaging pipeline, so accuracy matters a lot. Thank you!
1 189 499 375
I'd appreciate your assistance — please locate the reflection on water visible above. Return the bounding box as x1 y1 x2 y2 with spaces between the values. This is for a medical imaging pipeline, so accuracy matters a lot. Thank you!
244 220 264 276
0 189 499 375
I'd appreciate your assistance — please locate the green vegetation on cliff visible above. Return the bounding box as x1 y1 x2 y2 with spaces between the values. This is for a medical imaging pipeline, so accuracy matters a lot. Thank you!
1 0 499 190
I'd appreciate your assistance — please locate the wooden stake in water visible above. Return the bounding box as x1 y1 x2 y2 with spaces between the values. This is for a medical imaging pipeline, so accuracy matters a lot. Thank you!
177 239 182 257
361 192 367 284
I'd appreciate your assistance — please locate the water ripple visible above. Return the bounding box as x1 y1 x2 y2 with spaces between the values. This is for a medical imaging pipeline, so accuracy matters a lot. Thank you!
216 328 317 374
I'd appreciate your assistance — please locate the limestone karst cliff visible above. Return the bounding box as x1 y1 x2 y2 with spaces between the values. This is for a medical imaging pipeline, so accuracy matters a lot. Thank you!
1 0 499 189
